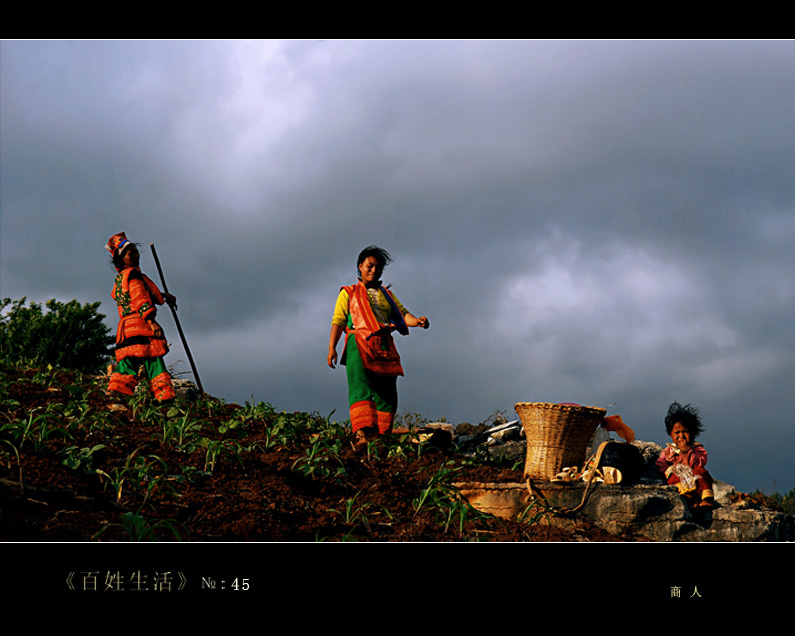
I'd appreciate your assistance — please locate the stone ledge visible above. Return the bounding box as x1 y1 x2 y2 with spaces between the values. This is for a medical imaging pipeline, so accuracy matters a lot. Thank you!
454 480 795 542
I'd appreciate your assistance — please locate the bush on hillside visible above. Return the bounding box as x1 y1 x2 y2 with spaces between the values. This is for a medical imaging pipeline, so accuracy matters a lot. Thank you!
750 487 795 515
0 297 114 374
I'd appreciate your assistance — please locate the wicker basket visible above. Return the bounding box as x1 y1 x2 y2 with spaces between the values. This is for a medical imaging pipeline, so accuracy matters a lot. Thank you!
515 402 606 480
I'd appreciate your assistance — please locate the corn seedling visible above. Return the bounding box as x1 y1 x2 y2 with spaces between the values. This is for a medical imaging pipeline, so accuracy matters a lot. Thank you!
197 437 251 472
29 406 74 452
95 468 124 503
61 443 106 472
219 400 276 435
30 364 59 387
93 506 187 542
409 461 488 536
292 433 346 482
62 399 94 427
517 498 551 526
412 461 463 515
437 496 475 536
330 491 372 534
162 406 207 449
0 439 22 487
16 408 53 452
97 447 169 504
380 431 420 460
0 438 19 467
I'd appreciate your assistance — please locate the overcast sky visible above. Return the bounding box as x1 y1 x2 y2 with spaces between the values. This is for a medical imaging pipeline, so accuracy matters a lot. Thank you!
2 39 794 494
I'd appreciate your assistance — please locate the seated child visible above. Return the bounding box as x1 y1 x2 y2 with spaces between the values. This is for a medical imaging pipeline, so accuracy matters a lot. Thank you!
655 401 716 509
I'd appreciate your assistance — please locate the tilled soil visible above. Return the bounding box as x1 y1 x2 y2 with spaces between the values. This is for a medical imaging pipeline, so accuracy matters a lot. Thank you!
0 365 629 542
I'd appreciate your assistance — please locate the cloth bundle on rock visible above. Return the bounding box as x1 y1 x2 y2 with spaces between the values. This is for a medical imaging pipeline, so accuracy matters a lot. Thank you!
602 414 635 443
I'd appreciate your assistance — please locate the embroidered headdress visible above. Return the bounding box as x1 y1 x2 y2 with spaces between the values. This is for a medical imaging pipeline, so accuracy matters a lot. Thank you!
106 232 133 258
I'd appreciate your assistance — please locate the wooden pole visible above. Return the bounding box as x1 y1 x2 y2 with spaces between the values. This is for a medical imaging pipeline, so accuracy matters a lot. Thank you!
150 244 205 395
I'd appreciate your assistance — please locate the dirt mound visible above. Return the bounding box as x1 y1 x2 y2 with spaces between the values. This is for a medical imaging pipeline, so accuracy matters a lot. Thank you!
0 363 630 542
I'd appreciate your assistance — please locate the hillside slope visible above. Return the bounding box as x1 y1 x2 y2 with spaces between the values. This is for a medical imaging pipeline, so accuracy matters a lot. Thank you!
0 363 628 542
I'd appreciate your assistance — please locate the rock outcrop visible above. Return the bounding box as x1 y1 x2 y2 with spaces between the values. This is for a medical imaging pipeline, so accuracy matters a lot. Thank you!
449 419 794 542
455 478 795 541
171 378 201 401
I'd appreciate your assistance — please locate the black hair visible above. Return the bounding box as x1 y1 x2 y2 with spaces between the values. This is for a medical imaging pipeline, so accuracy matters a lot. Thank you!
664 401 704 438
357 246 392 270
110 242 141 271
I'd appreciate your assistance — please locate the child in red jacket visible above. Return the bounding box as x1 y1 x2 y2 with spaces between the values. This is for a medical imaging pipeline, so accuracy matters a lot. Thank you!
655 401 716 509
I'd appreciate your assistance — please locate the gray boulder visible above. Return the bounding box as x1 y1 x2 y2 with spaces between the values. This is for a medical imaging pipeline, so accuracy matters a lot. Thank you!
455 478 795 541
453 424 794 541
172 378 200 401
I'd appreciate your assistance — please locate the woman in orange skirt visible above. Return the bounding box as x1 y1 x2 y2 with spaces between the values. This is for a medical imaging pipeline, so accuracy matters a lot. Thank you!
105 232 177 402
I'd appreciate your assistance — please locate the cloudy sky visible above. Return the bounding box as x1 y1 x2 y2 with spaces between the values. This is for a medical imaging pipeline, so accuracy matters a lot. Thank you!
2 39 794 494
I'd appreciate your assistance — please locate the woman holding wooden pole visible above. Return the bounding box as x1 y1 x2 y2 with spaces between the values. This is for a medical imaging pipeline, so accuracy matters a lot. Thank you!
105 232 177 402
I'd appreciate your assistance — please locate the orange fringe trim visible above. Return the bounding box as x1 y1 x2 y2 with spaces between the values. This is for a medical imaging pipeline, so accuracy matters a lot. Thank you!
350 400 377 432
151 372 175 402
376 410 394 434
108 373 137 396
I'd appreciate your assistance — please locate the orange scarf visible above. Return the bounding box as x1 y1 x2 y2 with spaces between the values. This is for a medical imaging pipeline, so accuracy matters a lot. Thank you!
344 282 405 376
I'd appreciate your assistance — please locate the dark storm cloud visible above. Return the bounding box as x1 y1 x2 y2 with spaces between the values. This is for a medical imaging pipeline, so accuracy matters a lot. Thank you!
2 39 794 493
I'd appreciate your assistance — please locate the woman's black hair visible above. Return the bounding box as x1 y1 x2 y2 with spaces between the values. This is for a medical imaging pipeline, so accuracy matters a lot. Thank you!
110 242 141 271
664 401 704 438
357 246 392 270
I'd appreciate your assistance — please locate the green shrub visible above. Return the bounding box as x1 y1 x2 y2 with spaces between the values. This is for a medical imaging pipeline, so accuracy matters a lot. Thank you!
0 297 114 373
750 487 795 515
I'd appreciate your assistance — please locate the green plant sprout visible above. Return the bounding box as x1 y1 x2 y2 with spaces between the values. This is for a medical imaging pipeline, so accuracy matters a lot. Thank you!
93 506 187 541
96 447 169 504
330 491 372 533
61 444 106 472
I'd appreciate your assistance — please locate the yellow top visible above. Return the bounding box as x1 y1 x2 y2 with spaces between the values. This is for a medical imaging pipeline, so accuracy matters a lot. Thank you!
332 285 407 328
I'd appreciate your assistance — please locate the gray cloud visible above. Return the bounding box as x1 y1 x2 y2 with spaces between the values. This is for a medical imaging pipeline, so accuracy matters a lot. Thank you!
2 39 794 494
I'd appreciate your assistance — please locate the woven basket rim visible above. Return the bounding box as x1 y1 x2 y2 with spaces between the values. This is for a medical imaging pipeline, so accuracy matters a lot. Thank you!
514 401 606 414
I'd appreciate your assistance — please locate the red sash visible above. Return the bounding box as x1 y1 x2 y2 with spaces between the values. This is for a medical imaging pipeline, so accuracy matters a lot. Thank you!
344 282 404 376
